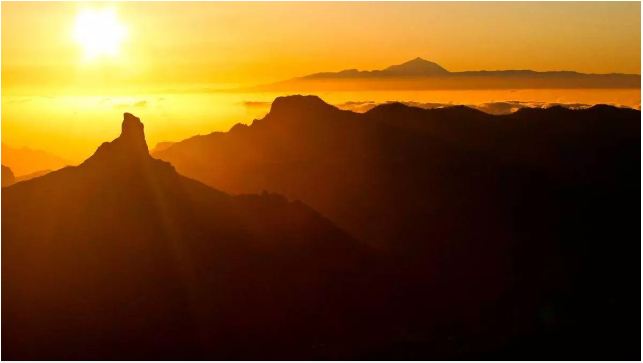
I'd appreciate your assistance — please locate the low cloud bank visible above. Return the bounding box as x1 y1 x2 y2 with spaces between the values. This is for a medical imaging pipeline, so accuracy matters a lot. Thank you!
244 98 639 116
335 100 636 115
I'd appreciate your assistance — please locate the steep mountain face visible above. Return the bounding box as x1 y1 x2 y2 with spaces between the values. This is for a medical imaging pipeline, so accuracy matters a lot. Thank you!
155 96 641 359
2 113 388 360
2 164 15 187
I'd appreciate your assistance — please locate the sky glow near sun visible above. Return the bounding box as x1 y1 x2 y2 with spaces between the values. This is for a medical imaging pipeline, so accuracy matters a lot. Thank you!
73 8 127 60
1 2 640 163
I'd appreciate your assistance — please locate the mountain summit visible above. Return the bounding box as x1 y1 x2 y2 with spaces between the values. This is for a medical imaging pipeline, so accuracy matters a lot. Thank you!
84 112 150 168
300 57 450 79
383 57 449 75
120 112 148 150
3 112 384 360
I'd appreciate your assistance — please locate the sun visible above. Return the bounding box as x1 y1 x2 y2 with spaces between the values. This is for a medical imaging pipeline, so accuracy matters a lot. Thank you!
74 8 127 60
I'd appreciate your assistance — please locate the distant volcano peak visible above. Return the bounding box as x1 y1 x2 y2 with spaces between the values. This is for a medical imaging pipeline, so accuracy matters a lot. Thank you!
384 57 449 74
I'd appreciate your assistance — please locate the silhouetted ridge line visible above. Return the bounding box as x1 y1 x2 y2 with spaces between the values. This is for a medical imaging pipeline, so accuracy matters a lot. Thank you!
247 58 640 91
268 95 341 116
81 112 159 170
153 96 640 360
299 57 640 79
3 112 389 360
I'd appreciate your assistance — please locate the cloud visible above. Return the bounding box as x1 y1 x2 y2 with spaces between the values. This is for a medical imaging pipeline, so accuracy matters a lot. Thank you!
6 97 33 104
335 100 605 115
336 100 452 113
242 101 272 109
112 100 148 110
245 98 637 116
335 101 378 113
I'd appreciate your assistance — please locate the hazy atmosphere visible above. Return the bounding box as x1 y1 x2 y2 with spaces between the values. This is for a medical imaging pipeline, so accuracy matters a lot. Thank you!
2 1 640 163
2 2 641 360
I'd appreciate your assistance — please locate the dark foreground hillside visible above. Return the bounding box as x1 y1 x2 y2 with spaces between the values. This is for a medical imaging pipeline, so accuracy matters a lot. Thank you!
3 99 640 359
156 96 641 359
2 114 389 360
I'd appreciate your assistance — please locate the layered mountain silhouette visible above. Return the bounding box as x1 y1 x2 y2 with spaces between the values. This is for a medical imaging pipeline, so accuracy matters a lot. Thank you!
13 168 52 183
2 142 69 177
155 95 641 359
254 58 640 90
2 113 389 360
4 101 641 359
304 57 450 78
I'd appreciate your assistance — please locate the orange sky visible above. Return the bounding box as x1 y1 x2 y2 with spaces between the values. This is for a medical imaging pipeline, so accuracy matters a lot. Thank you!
2 1 641 163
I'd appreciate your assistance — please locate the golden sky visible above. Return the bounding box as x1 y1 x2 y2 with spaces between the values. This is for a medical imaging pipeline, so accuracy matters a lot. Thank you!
2 1 641 164
3 1 641 92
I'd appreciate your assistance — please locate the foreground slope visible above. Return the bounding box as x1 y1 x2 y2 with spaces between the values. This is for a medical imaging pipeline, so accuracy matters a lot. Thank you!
2 113 386 360
156 96 641 359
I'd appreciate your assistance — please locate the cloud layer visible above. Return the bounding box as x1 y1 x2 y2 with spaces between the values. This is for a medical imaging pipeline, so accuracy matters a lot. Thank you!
244 99 638 116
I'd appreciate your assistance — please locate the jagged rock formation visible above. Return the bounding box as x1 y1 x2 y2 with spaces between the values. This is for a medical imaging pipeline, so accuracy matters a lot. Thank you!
2 113 387 360
4 102 640 359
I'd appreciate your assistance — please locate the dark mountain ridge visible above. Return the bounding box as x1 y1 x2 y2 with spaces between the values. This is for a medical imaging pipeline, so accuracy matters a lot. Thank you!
2 112 389 360
155 95 640 359
4 100 640 359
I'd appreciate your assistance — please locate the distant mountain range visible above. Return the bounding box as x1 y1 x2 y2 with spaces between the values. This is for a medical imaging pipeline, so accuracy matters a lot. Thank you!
303 57 450 78
254 58 640 90
2 143 69 177
1 164 52 187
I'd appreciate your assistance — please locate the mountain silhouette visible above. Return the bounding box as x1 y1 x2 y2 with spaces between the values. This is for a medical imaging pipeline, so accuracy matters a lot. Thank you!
255 58 640 90
2 112 389 360
4 102 640 359
304 57 449 78
155 95 641 359
2 142 69 177
13 169 52 183
2 164 15 187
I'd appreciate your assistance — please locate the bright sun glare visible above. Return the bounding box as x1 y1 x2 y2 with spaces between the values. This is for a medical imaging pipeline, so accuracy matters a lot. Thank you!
74 8 126 60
